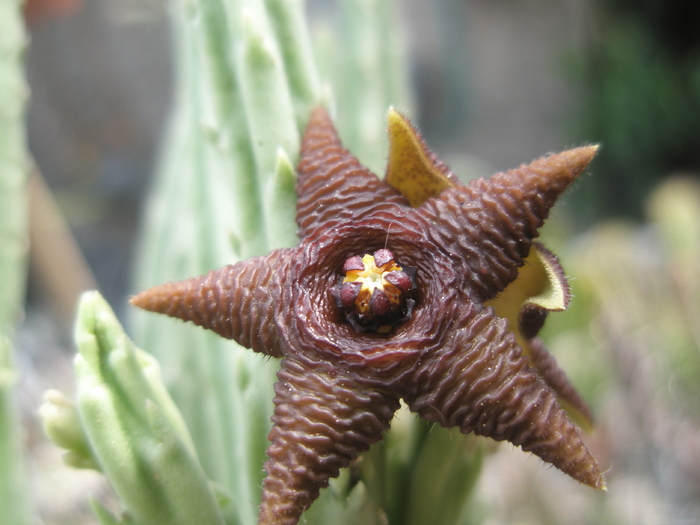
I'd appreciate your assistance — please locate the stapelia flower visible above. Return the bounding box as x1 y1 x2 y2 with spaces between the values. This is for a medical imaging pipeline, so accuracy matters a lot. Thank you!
132 107 605 525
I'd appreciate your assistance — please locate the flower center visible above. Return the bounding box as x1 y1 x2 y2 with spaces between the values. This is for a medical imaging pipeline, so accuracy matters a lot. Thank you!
335 249 415 333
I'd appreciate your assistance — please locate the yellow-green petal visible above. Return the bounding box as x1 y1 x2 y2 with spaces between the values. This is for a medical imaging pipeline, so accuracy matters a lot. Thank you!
384 108 455 207
485 243 570 352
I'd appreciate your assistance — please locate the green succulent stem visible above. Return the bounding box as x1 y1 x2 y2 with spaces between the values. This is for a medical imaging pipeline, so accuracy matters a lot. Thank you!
132 1 321 521
72 292 226 524
0 339 28 524
0 0 29 522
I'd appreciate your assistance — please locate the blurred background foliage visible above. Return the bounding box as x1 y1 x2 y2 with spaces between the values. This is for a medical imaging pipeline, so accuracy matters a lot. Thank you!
568 0 700 221
6 0 700 523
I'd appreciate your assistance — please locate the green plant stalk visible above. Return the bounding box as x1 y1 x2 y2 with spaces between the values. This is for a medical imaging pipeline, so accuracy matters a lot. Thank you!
322 0 413 174
0 0 28 331
132 1 320 521
74 292 226 524
0 0 29 522
0 340 27 524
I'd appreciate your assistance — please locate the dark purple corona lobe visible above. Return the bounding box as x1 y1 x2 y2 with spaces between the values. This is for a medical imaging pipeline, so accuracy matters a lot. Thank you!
373 248 394 268
384 271 413 293
343 255 364 273
339 281 363 310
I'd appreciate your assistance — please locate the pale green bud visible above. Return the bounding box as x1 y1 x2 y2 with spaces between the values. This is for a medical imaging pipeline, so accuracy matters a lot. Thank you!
40 389 98 470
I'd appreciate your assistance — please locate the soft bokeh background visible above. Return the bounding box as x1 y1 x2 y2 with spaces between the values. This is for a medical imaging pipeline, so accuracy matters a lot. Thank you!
16 0 700 523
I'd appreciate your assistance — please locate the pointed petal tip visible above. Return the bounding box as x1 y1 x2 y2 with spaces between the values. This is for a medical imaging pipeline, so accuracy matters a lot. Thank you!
309 104 328 119
307 105 334 128
592 464 611 491
386 105 406 124
494 143 599 208
129 289 157 313
586 470 607 491
552 439 607 492
571 470 606 491
129 290 147 308
130 282 182 315
569 440 607 490
385 106 411 134
385 107 456 206
555 144 599 174
130 276 235 338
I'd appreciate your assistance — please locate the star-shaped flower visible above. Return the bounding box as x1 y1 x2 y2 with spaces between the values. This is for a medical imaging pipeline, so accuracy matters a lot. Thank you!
132 107 605 525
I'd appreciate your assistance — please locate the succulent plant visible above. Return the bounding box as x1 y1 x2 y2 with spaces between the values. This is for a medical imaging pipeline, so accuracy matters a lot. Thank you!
133 106 604 524
42 1 605 523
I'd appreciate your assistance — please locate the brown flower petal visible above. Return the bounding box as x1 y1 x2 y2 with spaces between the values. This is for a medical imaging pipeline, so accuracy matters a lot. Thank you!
131 250 291 358
418 146 597 301
527 337 595 431
295 107 408 239
259 356 399 525
407 306 603 489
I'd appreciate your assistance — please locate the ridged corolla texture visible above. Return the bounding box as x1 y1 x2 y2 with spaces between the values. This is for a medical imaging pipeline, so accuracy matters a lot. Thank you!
132 107 605 525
